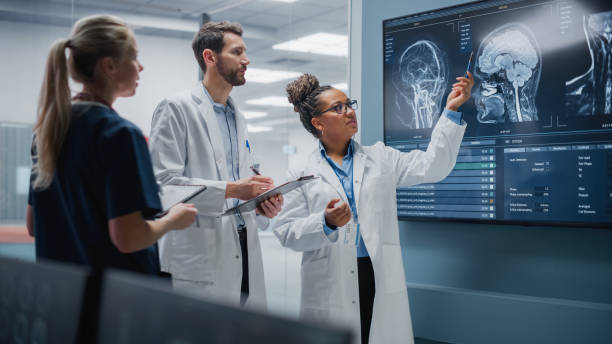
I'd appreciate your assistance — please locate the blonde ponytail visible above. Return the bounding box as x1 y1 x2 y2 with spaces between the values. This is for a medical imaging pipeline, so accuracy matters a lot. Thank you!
32 15 132 190
32 39 71 190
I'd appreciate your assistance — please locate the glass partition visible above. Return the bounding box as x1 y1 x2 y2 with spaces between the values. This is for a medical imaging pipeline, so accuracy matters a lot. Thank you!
0 0 348 318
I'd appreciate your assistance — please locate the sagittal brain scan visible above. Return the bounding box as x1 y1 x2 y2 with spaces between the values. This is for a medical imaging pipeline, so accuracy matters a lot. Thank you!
566 10 612 116
384 0 612 228
474 23 541 123
392 40 449 129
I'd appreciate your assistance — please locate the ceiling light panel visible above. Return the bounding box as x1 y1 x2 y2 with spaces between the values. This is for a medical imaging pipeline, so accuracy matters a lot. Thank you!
246 68 302 84
254 118 301 127
247 125 274 133
273 33 348 57
331 82 348 91
246 96 292 107
242 111 268 119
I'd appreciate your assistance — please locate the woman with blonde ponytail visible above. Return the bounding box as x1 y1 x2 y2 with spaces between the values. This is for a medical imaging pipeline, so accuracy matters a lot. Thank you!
32 38 72 190
26 15 198 275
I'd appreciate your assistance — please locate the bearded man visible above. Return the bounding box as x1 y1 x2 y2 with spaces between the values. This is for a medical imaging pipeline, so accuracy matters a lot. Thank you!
148 21 283 309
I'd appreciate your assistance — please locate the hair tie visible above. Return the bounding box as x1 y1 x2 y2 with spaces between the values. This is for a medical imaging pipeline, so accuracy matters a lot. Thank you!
65 39 72 49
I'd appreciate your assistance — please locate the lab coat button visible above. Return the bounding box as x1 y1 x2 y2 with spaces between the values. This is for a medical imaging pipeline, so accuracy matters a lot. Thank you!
352 300 356 304
235 255 240 259
350 270 355 274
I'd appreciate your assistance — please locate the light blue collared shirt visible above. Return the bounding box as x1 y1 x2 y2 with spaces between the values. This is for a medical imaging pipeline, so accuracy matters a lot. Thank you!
320 139 370 257
203 86 245 225
321 108 462 257
203 86 240 182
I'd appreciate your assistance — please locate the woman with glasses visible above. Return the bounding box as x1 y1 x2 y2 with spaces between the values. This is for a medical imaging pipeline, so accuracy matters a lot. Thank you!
274 73 474 344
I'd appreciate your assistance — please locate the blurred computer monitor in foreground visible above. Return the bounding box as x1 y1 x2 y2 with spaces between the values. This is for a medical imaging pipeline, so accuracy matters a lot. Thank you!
97 269 353 344
0 256 89 343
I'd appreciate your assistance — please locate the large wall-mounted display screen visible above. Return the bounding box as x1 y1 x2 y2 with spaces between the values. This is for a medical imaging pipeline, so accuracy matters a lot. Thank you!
383 0 612 227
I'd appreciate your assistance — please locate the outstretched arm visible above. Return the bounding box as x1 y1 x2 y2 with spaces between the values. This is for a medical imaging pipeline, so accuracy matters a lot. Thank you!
389 72 474 186
108 203 197 253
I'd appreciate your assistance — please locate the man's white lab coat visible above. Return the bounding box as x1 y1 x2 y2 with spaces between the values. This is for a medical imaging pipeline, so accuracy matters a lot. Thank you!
149 84 267 309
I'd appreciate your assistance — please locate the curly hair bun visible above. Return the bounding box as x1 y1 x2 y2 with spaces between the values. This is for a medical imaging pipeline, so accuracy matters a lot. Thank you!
286 74 320 108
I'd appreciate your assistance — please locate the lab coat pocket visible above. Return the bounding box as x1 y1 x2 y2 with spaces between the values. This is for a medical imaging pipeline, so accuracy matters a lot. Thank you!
170 217 217 280
382 244 405 293
301 257 330 311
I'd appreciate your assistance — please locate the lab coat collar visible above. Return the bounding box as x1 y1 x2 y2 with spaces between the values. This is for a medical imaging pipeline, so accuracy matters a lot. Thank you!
190 84 229 181
318 139 355 160
198 84 250 180
311 139 366 205
352 141 366 211
314 154 348 204
201 84 236 114
191 83 251 188
317 139 365 160
234 100 250 180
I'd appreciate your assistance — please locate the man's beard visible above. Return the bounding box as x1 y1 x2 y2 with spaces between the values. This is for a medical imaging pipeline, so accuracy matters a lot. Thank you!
217 56 246 86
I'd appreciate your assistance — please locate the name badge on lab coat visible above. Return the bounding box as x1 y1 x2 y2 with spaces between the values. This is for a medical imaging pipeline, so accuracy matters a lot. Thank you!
343 220 360 246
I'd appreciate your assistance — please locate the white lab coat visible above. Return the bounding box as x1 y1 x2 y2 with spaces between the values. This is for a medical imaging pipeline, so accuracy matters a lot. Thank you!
148 84 267 309
274 115 465 343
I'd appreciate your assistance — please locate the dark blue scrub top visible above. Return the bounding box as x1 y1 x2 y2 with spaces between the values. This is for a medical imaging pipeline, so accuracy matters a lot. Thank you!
28 103 162 275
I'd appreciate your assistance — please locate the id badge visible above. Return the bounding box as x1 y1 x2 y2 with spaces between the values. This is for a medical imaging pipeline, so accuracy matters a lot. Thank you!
343 214 360 247
344 220 359 246
344 222 352 245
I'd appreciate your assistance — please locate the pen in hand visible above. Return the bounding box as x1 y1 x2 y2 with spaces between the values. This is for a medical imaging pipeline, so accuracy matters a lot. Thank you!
251 166 261 175
465 51 474 78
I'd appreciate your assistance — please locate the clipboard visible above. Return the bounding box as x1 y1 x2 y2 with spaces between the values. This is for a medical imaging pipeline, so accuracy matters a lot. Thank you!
222 175 318 216
156 184 207 218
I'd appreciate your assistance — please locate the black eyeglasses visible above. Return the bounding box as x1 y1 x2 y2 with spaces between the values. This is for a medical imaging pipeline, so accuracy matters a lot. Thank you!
316 99 358 116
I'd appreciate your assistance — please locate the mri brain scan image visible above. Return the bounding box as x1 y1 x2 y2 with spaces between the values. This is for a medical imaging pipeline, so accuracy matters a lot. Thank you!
392 40 449 129
566 10 612 116
474 23 541 123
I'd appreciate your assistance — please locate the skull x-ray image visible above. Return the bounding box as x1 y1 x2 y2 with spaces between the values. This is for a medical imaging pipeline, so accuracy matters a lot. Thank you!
474 23 541 123
391 40 449 129
565 11 612 116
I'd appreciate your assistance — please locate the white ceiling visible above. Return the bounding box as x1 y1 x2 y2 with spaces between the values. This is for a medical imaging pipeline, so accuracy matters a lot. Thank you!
0 0 349 134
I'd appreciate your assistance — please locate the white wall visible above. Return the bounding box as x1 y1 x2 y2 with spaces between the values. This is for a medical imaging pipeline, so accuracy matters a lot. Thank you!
0 22 68 125
0 20 198 135
287 126 318 171
114 32 198 135
246 133 289 185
